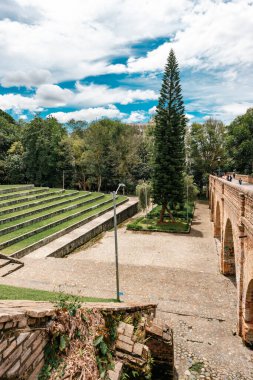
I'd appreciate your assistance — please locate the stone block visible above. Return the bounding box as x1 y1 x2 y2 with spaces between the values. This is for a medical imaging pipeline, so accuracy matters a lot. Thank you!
0 345 22 378
108 361 123 380
27 358 44 380
133 342 143 356
18 318 28 329
118 334 133 345
4 321 13 330
20 346 32 364
17 332 30 346
124 324 134 337
3 339 17 359
6 359 20 378
116 340 133 353
0 339 8 354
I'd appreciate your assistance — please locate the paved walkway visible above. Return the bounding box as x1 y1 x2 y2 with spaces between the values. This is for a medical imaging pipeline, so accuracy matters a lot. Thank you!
0 202 252 379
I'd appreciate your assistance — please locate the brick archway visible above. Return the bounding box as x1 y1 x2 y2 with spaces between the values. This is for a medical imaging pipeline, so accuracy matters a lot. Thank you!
222 218 236 278
242 279 253 346
214 202 221 240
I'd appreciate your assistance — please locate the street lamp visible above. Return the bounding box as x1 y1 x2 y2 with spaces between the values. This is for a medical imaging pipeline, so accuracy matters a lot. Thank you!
112 183 125 302
217 156 221 177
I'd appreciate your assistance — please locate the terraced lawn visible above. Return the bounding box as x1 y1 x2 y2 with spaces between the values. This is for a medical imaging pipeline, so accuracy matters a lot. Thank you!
1 196 125 255
0 192 98 230
0 185 127 256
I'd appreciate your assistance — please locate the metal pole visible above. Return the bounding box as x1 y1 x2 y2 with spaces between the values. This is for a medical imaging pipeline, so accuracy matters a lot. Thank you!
186 177 189 223
145 184 148 218
63 170 65 190
113 191 120 302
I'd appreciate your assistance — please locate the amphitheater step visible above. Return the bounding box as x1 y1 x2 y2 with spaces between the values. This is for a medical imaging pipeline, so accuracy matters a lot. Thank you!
0 196 113 250
0 187 49 202
25 198 138 259
0 185 34 195
8 197 129 258
0 193 104 236
0 190 77 217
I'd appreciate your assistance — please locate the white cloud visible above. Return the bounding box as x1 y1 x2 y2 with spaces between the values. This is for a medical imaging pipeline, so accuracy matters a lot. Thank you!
0 93 41 113
73 82 158 107
2 69 52 88
50 105 125 123
185 113 194 120
124 111 147 123
35 84 72 107
148 106 156 114
217 103 253 118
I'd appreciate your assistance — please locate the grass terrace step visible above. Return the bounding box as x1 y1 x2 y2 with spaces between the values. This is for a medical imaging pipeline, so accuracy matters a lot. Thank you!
0 185 34 195
0 195 115 250
0 262 23 277
0 187 49 202
0 193 104 235
0 191 91 224
0 190 77 216
0 188 66 209
7 196 127 257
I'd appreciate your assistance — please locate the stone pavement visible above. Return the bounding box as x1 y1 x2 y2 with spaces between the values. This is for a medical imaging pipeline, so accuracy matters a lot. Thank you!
0 202 253 378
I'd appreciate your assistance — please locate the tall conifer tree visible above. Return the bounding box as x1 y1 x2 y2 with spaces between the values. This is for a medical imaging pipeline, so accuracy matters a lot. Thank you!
153 49 186 222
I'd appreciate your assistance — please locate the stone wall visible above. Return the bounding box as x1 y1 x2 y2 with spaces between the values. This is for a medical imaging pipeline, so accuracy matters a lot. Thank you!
0 300 173 379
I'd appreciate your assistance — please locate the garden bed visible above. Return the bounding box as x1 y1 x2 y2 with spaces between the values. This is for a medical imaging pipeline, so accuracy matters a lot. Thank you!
127 202 194 233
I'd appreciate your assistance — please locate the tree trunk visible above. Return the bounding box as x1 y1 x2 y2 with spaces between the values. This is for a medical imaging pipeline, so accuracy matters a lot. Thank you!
159 202 167 223
97 175 102 192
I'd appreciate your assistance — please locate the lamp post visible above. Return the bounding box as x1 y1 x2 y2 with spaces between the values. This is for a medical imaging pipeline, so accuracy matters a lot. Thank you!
217 156 221 177
112 183 125 302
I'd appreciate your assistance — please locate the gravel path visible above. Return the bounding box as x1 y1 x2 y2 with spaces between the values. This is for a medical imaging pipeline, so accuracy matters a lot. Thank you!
1 201 252 379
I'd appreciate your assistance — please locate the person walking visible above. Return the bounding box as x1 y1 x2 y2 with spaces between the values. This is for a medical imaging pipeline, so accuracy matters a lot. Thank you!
239 178 242 185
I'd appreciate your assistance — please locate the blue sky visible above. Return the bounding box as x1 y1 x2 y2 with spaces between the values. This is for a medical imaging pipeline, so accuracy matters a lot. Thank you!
0 0 252 124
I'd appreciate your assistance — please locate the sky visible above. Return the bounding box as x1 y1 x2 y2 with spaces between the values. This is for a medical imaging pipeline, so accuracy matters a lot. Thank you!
0 0 252 124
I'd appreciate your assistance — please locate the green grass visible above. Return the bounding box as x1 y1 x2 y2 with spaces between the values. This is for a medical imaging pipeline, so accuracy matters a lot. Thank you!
0 284 116 302
2 196 126 255
0 193 100 230
0 185 33 189
0 189 59 207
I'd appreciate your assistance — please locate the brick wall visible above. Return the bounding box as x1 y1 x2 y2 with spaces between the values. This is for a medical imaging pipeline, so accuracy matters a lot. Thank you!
0 307 51 379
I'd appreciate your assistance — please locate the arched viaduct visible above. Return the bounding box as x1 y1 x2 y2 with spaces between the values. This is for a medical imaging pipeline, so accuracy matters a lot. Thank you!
209 175 253 346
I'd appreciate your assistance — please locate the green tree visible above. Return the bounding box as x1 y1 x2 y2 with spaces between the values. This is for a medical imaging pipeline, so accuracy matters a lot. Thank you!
22 116 74 187
152 49 186 222
226 108 253 174
187 118 226 188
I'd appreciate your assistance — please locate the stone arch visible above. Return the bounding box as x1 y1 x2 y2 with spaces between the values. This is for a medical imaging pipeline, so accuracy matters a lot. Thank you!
214 202 221 240
222 218 236 278
243 279 253 346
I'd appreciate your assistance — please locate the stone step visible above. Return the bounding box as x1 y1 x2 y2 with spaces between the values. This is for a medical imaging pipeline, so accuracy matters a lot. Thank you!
11 198 131 259
0 192 92 225
0 197 115 251
0 185 34 195
0 187 49 202
23 198 137 259
0 190 76 217
0 262 23 277
0 258 11 268
0 194 104 236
